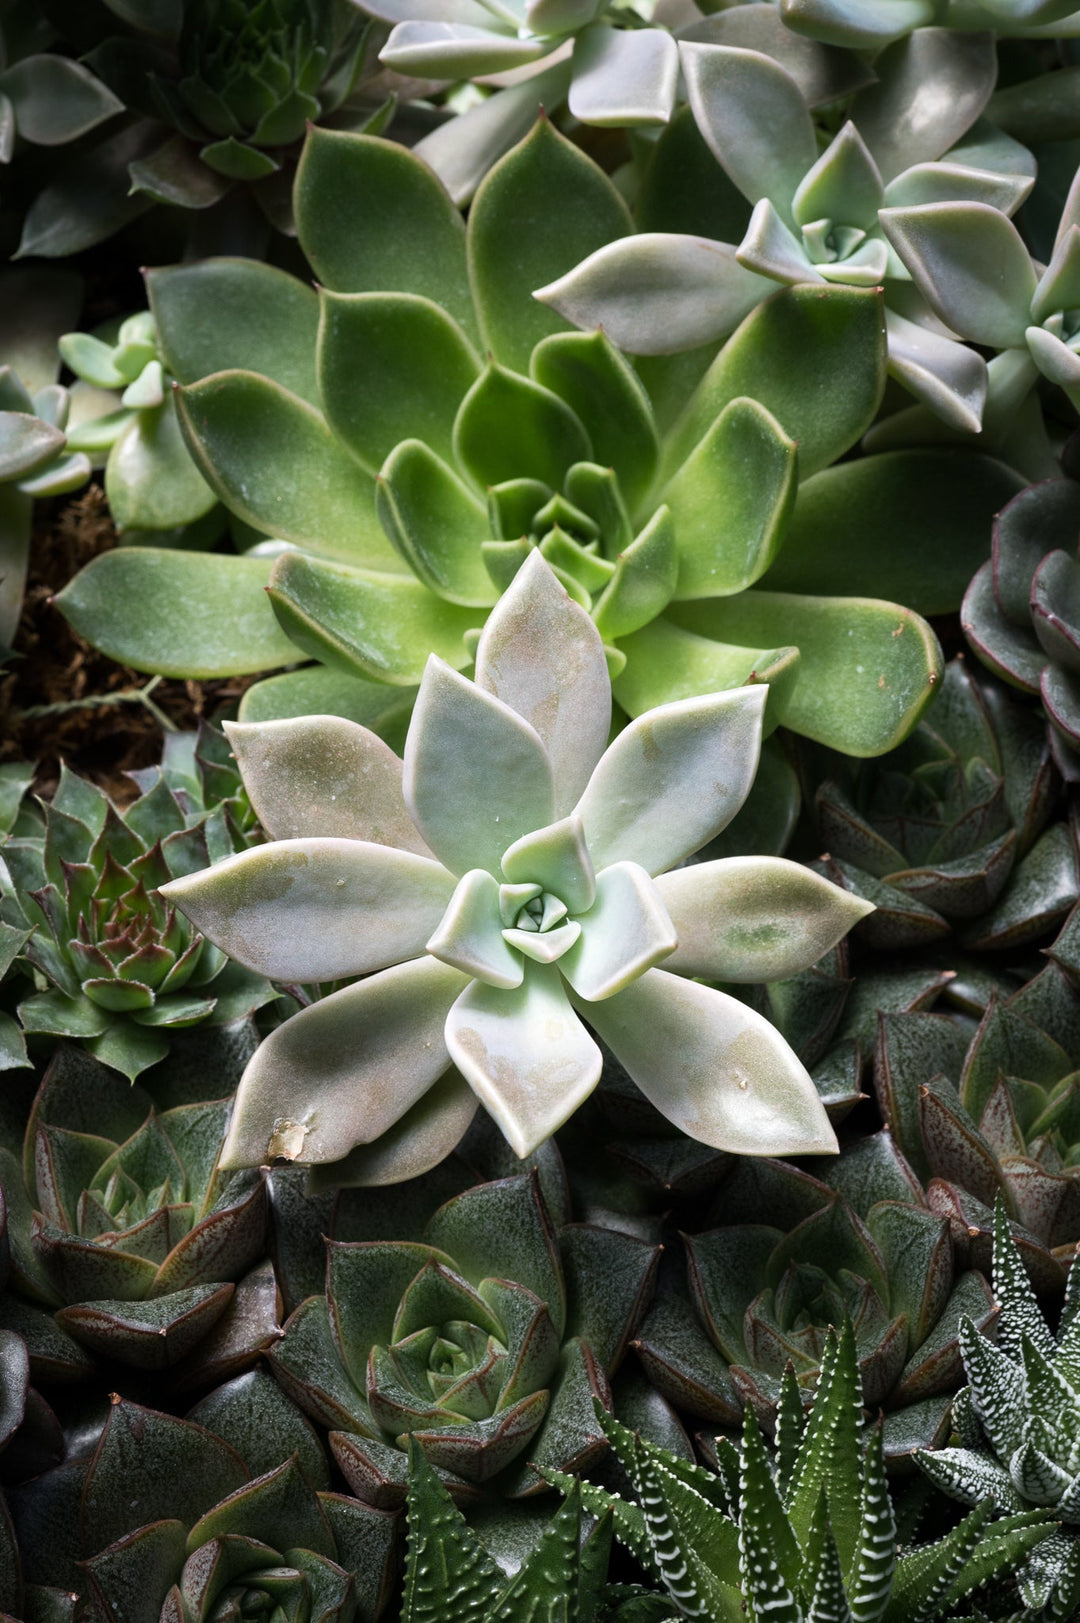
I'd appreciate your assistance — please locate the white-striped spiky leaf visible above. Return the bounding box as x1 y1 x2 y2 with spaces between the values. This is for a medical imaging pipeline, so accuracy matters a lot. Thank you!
847 1424 895 1623
1008 1438 1073 1505
957 1317 1027 1461
740 1408 804 1623
803 1494 855 1623
992 1197 1056 1364
785 1322 863 1577
913 1446 1025 1513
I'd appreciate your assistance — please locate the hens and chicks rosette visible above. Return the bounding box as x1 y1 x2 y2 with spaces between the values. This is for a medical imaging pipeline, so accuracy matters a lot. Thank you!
163 553 872 1187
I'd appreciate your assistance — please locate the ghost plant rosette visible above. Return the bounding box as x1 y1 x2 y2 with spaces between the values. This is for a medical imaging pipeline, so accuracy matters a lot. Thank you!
162 555 872 1186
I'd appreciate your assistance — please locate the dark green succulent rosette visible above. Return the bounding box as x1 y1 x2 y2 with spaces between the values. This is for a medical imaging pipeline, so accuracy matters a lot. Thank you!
811 658 1073 953
268 1170 659 1513
875 912 1080 1288
0 1043 270 1371
634 1152 993 1462
0 755 273 1081
5 1383 396 1621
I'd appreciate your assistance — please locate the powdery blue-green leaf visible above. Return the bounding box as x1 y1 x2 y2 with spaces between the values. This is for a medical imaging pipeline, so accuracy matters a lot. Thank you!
681 41 817 220
574 685 765 874
467 117 632 373
312 1067 479 1190
294 128 478 345
379 22 549 77
578 968 837 1154
779 0 933 51
0 412 65 481
223 716 429 851
475 549 611 817
220 957 469 1169
663 396 797 600
446 960 602 1157
426 868 524 989
535 232 772 357
413 60 573 209
656 856 874 981
879 203 1037 351
502 814 595 915
883 307 988 433
377 439 495 608
266 552 478 685
569 24 679 127
177 372 404 569
54 549 298 679
793 120 884 232
850 29 997 185
559 861 677 1001
404 656 555 878
668 591 942 756
317 291 480 475
147 259 321 402
161 839 455 982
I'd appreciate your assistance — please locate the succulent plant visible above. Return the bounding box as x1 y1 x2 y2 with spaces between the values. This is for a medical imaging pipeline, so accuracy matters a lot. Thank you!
778 0 1080 49
5 1388 397 1620
0 1041 272 1370
539 30 1032 431
0 757 274 1081
59 309 218 541
0 34 121 169
633 1151 994 1461
962 475 1080 778
915 1198 1080 1619
554 1321 1052 1623
269 1165 658 1522
398 1438 614 1623
874 925 1080 1285
811 658 1065 952
161 551 871 1184
55 121 969 757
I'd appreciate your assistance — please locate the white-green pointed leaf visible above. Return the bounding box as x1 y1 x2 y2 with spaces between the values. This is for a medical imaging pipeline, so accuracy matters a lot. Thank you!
878 203 1036 351
569 25 679 127
738 198 819 285
311 1068 478 1190
503 920 581 963
380 21 548 77
663 396 797 600
0 411 64 481
404 656 555 878
850 29 997 185
177 372 405 570
220 957 469 1169
883 308 987 433
681 42 817 218
222 716 431 852
574 686 765 874
475 550 610 817
579 968 837 1154
427 868 524 989
656 856 874 981
446 961 602 1155
560 861 677 1001
502 813 595 915
793 121 884 232
535 232 771 357
161 838 455 982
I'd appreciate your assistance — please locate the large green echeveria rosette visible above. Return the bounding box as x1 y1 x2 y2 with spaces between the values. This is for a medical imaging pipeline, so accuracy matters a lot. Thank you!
56 116 959 758
160 551 872 1187
269 1167 659 1509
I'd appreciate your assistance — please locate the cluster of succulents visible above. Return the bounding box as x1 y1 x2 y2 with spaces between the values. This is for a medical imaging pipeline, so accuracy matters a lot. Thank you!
9 1 1080 1616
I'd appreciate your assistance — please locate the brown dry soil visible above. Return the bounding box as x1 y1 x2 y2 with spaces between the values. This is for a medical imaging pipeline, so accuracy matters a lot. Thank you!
0 486 258 805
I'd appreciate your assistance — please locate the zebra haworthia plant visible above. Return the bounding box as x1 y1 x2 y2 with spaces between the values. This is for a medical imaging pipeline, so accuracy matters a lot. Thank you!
161 552 871 1186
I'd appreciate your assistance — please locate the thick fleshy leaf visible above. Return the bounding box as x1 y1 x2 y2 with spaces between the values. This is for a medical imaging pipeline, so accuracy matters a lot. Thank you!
663 396 797 600
377 440 495 608
414 60 573 209
656 856 874 981
570 25 679 127
57 1284 234 1370
793 121 883 232
851 29 997 184
318 291 480 474
879 203 1036 351
579 969 837 1154
762 452 1023 614
162 839 454 982
474 550 610 817
147 259 321 402
529 330 659 511
0 54 122 144
453 363 592 492
574 685 765 874
502 814 595 916
266 552 478 684
239 666 417 738
220 957 469 1170
467 118 632 373
426 868 523 989
177 373 403 569
0 413 65 482
404 656 555 878
379 21 549 77
668 591 942 756
681 43 817 218
445 961 602 1156
105 397 216 532
665 286 886 481
312 1067 479 1190
54 550 298 679
294 128 478 344
883 307 988 433
559 861 677 1001
224 716 429 851
535 232 772 357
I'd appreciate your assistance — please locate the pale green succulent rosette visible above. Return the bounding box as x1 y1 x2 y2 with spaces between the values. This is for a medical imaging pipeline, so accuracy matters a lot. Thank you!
161 554 871 1186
